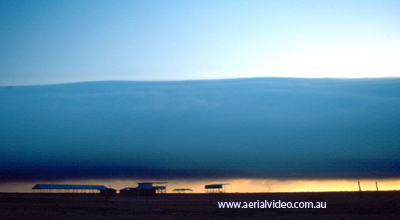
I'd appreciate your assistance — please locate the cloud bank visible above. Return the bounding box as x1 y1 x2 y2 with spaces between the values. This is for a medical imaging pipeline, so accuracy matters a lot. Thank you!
1 78 399 182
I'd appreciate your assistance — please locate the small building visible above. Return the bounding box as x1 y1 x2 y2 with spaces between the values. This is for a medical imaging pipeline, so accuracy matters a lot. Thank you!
119 182 167 196
119 187 136 196
205 184 230 193
100 188 117 196
32 184 108 194
173 188 193 193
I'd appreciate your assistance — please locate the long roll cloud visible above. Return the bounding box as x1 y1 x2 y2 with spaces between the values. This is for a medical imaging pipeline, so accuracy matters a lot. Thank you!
1 78 399 182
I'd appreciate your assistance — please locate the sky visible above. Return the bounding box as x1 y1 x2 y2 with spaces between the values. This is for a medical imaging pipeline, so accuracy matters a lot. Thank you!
1 0 400 86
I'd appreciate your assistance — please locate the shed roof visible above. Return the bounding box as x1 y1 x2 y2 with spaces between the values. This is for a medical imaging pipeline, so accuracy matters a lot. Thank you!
154 186 166 190
205 184 228 189
137 182 168 184
32 184 107 190
173 188 193 192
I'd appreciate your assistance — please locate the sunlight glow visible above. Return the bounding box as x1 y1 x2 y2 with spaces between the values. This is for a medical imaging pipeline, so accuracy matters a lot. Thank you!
259 47 400 78
2 179 399 193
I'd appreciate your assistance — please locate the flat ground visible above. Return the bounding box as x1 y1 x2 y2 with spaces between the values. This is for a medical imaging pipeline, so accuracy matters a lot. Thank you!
0 191 399 219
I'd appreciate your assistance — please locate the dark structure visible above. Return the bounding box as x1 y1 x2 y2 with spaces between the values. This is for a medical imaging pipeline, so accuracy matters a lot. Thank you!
172 188 193 193
205 184 230 193
32 184 109 193
100 188 117 196
119 187 136 196
119 182 167 196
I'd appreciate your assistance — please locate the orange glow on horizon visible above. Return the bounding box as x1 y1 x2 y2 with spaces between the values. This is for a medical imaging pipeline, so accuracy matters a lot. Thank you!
1 179 400 193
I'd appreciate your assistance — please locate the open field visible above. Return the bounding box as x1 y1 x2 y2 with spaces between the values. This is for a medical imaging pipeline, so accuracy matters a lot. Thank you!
1 191 399 219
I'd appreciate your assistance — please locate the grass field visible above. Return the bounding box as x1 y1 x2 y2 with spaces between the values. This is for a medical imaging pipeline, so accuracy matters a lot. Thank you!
1 191 399 219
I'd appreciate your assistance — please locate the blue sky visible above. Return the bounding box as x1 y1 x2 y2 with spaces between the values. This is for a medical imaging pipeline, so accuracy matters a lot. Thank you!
1 0 400 85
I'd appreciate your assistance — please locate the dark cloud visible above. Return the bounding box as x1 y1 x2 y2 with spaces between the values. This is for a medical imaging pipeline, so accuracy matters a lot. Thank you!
1 78 400 182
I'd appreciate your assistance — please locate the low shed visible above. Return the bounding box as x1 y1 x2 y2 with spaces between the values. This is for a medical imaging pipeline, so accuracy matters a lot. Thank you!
173 188 193 193
205 184 230 193
32 184 108 193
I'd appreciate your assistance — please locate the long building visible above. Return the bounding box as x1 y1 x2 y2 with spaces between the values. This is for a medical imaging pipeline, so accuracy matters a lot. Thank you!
32 184 108 193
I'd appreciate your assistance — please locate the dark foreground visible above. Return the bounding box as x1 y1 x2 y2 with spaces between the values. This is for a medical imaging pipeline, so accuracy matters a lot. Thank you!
1 191 399 219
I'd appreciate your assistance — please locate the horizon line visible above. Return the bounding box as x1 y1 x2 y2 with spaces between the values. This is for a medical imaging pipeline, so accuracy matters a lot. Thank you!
2 76 400 87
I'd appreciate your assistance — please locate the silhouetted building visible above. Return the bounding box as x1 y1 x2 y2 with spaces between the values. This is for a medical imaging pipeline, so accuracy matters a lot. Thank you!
205 184 230 193
119 187 136 195
32 184 108 193
100 188 116 196
119 182 167 196
173 188 193 193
